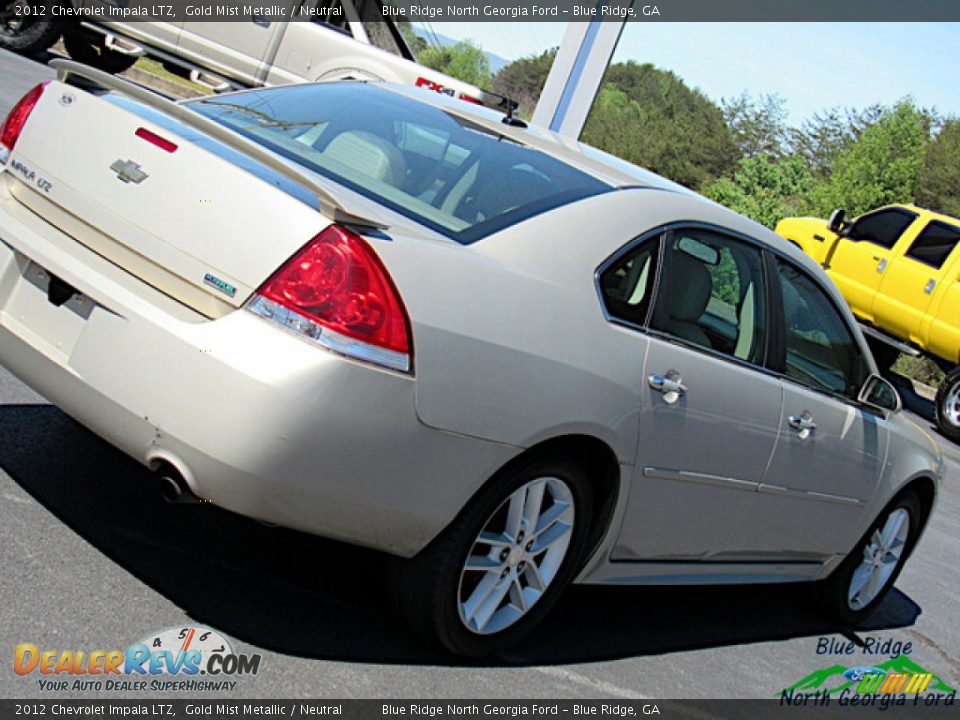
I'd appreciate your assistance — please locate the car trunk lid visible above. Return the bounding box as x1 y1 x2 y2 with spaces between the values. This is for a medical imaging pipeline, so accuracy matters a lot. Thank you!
4 78 352 317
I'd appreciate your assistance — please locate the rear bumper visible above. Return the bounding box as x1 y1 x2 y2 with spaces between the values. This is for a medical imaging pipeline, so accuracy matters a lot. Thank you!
0 183 515 557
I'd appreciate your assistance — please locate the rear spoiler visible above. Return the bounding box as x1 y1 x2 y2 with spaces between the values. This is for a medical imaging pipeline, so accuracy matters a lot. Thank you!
49 59 388 231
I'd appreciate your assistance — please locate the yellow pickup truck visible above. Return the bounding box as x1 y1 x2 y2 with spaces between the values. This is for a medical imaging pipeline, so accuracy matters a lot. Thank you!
776 204 960 440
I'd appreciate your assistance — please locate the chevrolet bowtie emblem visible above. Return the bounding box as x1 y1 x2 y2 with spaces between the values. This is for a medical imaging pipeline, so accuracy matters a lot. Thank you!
110 159 148 184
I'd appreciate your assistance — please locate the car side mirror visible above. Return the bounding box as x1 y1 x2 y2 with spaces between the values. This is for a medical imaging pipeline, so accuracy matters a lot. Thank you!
827 208 846 234
858 374 901 413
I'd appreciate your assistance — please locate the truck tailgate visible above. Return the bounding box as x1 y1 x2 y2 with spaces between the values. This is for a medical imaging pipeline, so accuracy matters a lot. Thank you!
5 80 327 316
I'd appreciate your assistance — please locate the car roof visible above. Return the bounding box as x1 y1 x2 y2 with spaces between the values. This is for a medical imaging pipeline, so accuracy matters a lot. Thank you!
370 83 824 267
199 80 822 270
887 203 960 227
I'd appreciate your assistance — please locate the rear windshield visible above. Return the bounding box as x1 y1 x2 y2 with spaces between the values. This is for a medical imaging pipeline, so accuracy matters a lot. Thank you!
190 83 610 244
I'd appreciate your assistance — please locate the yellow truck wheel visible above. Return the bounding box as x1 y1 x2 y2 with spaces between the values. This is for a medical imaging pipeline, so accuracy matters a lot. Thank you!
935 367 960 442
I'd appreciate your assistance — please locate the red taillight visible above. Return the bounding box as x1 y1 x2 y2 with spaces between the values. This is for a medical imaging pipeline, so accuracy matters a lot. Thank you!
0 82 49 163
250 225 411 370
135 127 178 153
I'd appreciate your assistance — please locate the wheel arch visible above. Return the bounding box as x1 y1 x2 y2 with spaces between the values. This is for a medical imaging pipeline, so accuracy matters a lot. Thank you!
494 434 622 565
898 474 937 531
876 473 938 566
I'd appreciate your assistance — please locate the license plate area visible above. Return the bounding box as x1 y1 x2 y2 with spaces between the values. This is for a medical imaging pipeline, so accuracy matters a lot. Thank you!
0 257 95 363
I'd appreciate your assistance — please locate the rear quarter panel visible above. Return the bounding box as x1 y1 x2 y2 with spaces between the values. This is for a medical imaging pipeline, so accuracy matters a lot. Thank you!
387 189 824 464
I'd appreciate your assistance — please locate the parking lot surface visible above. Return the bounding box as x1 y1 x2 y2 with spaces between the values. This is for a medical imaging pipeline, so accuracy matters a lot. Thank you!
0 47 957 700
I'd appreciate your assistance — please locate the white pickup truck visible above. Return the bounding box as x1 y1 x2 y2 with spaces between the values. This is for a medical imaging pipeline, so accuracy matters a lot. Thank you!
0 1 513 111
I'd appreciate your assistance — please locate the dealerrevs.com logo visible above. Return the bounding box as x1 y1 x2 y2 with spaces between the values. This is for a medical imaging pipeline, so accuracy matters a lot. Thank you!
14 626 262 692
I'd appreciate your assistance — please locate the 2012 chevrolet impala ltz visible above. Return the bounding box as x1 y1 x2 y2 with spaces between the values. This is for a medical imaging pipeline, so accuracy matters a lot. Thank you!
0 61 943 656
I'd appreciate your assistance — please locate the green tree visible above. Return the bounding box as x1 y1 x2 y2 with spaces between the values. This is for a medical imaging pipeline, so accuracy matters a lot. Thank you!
417 39 491 88
915 118 960 216
491 48 557 118
582 62 738 189
804 101 929 216
395 20 427 57
722 92 789 159
789 104 886 178
704 155 814 229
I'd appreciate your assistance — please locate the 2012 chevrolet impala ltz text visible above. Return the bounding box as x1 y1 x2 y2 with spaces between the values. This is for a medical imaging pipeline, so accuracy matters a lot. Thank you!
0 61 942 656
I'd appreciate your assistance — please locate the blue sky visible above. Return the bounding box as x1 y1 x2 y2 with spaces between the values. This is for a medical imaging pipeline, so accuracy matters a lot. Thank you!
417 22 960 124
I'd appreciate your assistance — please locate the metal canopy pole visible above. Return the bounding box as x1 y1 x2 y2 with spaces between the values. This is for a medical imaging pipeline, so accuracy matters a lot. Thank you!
532 1 633 139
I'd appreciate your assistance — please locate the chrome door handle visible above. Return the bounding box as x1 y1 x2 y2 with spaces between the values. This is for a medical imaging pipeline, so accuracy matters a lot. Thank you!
875 258 888 273
924 279 936 295
788 411 817 439
648 370 687 405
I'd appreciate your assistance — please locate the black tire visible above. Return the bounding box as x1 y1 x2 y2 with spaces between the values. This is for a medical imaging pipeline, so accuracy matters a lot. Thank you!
62 28 137 74
935 367 960 442
0 4 61 55
390 455 594 657
819 491 922 626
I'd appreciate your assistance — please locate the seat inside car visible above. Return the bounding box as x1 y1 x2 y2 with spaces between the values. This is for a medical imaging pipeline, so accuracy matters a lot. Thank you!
321 130 407 187
453 165 555 223
666 251 713 348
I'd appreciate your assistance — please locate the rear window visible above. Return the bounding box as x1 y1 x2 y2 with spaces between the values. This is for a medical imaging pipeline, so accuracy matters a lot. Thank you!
191 83 609 244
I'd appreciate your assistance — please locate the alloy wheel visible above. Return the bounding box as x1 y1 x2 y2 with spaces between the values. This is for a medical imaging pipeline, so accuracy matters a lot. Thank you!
457 476 575 635
847 508 910 611
943 382 960 428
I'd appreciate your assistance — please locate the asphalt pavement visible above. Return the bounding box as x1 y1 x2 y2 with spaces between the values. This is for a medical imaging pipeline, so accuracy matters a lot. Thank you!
0 47 957 701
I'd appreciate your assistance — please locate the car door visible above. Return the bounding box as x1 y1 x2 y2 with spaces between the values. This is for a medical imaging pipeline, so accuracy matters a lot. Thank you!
738 258 886 561
923 246 960 363
263 1 373 84
99 21 183 51
873 219 960 346
825 207 919 322
177 19 283 84
606 227 784 561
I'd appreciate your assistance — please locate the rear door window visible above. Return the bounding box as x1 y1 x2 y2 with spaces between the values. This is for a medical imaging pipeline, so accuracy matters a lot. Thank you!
599 237 659 328
905 220 960 269
648 228 768 366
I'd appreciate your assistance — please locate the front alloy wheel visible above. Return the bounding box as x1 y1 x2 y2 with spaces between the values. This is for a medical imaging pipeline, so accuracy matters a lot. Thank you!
390 457 593 657
847 508 910 611
821 492 921 625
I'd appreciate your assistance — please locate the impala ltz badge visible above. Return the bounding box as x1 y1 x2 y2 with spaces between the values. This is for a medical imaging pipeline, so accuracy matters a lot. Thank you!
203 273 237 298
110 159 148 184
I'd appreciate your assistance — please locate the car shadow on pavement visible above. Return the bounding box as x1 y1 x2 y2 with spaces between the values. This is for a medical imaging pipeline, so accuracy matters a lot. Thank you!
0 404 922 667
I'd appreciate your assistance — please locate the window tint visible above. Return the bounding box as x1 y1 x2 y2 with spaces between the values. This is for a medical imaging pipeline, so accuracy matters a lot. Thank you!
905 221 960 269
192 84 609 244
777 260 866 400
650 229 767 365
847 208 916 249
599 239 659 327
